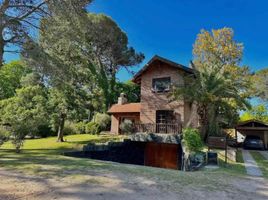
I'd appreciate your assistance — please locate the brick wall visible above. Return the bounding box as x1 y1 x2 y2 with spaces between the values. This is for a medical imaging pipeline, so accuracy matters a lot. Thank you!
140 61 198 127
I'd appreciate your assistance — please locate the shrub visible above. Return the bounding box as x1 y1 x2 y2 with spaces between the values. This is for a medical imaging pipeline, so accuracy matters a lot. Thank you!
182 128 203 152
36 124 53 138
93 113 111 131
63 121 78 135
119 119 134 134
0 126 10 146
75 121 87 134
85 122 101 135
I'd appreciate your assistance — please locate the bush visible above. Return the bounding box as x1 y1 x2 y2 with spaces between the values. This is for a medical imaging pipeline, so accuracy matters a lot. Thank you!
85 122 101 135
36 124 53 138
0 126 10 146
119 119 134 134
182 128 203 152
63 121 78 135
75 121 87 134
93 113 111 131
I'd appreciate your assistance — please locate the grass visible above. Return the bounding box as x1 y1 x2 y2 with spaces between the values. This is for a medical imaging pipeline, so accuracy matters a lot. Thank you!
1 134 124 154
0 134 250 191
203 148 246 177
250 151 268 179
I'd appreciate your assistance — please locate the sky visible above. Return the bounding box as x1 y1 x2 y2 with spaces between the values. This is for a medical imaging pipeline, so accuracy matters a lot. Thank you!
4 0 268 83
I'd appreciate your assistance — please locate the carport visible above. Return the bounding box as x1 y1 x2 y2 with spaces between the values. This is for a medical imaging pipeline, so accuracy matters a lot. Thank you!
235 120 268 149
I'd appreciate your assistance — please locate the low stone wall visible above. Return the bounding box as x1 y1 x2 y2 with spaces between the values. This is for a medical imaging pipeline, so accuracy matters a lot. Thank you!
130 133 182 144
81 140 146 166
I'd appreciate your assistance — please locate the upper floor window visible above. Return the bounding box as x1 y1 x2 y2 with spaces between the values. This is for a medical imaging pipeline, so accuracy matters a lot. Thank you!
152 77 171 93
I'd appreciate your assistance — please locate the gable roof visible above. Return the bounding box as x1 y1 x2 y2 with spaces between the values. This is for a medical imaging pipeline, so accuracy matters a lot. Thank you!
236 119 268 128
108 103 141 113
132 55 194 84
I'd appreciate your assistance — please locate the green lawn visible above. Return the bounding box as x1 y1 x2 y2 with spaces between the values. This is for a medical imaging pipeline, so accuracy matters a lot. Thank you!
1 134 124 154
0 134 247 183
250 151 268 179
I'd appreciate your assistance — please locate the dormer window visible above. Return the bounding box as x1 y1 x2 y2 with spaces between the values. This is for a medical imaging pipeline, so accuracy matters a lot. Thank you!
152 77 171 93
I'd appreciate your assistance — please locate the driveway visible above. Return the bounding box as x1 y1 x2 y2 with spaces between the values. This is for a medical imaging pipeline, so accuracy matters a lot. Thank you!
242 150 263 177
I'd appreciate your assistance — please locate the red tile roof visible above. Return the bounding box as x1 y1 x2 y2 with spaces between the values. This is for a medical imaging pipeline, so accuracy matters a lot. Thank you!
108 103 141 113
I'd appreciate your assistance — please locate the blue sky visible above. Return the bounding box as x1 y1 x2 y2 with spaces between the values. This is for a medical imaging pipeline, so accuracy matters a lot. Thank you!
5 0 268 83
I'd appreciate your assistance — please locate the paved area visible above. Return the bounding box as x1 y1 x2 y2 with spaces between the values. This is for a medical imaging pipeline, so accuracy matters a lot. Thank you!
259 151 268 160
242 150 263 177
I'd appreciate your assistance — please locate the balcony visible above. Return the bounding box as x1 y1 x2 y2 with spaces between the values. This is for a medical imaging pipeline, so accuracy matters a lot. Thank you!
133 123 182 134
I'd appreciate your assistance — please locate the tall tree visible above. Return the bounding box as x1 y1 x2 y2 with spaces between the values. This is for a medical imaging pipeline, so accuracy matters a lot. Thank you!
171 28 251 140
0 0 49 67
32 12 144 110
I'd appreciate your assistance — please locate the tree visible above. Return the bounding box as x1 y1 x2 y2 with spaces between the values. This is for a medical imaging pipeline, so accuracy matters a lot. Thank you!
254 68 268 101
0 85 48 152
23 10 144 110
114 80 140 103
0 60 30 99
22 2 143 141
0 0 49 67
171 28 251 140
240 104 268 123
48 86 88 142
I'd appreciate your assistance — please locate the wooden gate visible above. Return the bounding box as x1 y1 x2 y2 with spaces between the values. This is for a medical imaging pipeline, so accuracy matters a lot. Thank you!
144 142 181 170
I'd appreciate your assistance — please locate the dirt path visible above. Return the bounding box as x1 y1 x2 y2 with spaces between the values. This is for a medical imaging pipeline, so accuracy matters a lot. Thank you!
1 167 268 200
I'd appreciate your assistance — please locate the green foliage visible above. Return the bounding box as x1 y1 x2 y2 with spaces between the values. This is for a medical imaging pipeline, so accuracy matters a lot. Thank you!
85 122 101 135
182 128 203 152
119 119 134 135
115 81 140 103
254 68 268 100
75 121 87 134
240 104 268 123
0 85 48 152
93 113 111 131
0 126 10 146
62 121 78 135
0 61 30 99
172 28 251 139
36 124 53 138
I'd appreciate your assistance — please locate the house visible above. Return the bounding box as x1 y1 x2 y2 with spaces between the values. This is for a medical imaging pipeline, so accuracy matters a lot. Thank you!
108 55 199 134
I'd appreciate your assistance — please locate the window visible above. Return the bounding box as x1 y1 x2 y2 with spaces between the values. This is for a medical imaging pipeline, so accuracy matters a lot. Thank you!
156 110 174 124
152 77 171 93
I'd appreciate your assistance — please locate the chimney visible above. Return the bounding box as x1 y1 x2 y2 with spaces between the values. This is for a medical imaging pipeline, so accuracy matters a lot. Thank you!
118 93 127 105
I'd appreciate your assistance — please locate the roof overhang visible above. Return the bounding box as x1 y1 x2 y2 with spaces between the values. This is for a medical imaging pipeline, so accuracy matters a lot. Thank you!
132 55 194 84
107 103 141 114
235 120 268 131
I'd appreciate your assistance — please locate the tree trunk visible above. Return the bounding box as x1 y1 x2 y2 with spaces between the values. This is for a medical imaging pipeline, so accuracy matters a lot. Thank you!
57 113 66 142
197 104 209 141
0 37 4 67
186 102 198 128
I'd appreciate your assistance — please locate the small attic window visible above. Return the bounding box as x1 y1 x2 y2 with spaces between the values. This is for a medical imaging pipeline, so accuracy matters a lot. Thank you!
152 77 171 93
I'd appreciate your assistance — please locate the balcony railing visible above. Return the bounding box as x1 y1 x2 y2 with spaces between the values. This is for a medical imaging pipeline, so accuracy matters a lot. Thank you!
133 123 182 134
